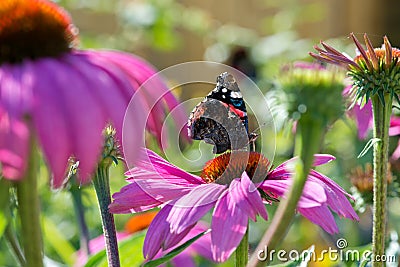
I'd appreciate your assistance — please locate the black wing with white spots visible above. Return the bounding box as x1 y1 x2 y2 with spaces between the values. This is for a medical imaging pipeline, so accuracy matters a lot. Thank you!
187 72 251 154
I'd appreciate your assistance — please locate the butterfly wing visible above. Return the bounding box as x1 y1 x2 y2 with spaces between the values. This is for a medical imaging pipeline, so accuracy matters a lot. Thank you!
206 72 249 132
188 72 250 154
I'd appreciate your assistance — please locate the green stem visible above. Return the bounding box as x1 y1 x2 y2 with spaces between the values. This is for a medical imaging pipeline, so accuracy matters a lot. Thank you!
371 94 392 267
248 119 323 267
234 136 256 266
5 224 26 266
93 165 120 267
16 140 44 267
70 186 91 257
235 224 249 267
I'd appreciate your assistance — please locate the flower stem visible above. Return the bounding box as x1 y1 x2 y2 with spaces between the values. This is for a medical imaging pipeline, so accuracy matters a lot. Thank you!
235 224 249 267
5 224 26 266
371 94 391 266
93 165 120 267
16 139 44 267
70 186 91 257
248 119 323 267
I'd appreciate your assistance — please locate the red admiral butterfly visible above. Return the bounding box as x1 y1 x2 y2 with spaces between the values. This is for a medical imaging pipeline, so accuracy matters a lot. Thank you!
188 72 256 154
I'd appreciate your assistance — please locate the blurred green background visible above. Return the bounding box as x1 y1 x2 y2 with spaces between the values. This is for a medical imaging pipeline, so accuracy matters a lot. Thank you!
1 0 400 266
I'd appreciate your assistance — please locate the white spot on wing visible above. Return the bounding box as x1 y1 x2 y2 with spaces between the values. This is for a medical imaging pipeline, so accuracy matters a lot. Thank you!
222 88 228 93
230 91 242 98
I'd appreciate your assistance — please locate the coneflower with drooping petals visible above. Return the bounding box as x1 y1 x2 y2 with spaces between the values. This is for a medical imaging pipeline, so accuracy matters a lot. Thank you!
0 0 185 188
311 33 400 267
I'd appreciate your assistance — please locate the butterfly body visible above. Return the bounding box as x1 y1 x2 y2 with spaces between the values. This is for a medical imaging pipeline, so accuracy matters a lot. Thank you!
188 72 253 154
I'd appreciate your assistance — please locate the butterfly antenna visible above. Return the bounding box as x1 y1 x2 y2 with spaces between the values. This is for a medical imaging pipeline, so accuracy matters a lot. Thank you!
250 121 268 135
247 122 268 151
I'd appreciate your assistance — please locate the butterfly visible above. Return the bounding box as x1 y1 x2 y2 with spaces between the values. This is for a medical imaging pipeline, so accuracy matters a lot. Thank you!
187 72 257 154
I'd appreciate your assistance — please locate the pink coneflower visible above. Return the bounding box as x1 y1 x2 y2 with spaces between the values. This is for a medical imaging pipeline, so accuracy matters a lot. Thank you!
343 85 373 140
110 149 358 262
311 32 400 263
0 0 183 188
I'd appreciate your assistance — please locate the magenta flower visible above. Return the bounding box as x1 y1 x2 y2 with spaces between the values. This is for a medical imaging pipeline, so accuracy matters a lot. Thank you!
342 85 373 139
110 149 359 262
0 0 184 188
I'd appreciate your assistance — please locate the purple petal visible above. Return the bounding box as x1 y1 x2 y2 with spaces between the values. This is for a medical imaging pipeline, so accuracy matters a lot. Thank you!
66 52 134 152
93 50 189 145
211 193 248 262
0 110 29 180
293 61 326 70
298 205 339 234
150 222 213 265
127 148 204 185
308 170 359 220
163 224 195 250
350 33 372 70
312 154 336 166
143 205 172 259
167 183 226 234
0 64 32 180
38 59 106 186
352 100 373 139
143 204 196 260
0 64 32 117
81 51 161 139
392 139 400 160
269 154 335 180
29 61 73 187
260 179 326 208
171 252 196 267
109 180 192 213
230 172 268 221
188 223 213 261
389 116 400 136
76 51 147 166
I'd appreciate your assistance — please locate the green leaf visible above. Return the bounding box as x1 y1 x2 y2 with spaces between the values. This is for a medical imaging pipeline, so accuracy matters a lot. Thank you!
84 249 107 267
394 93 400 106
119 231 146 267
84 231 146 267
377 90 386 106
143 230 209 267
0 178 10 237
0 212 8 239
357 138 381 158
42 216 76 265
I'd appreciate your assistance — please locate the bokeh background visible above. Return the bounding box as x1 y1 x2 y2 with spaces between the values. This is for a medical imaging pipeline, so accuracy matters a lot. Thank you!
2 0 400 266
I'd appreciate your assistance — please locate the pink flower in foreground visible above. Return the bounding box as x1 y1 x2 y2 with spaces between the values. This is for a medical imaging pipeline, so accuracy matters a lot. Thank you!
0 0 184 187
110 149 359 262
